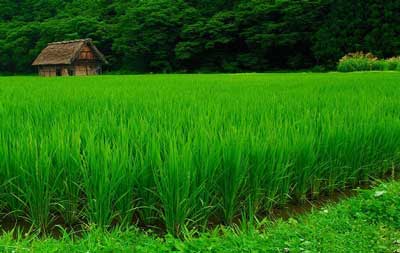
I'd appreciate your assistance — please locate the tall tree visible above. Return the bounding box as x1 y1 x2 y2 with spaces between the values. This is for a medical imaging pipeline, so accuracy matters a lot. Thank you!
313 0 400 67
0 0 398 73
113 0 193 72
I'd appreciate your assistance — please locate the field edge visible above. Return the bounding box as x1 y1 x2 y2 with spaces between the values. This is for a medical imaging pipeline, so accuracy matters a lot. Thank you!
1 180 400 252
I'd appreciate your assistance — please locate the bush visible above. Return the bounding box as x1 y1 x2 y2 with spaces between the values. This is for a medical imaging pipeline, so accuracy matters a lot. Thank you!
386 57 400 71
337 53 400 72
310 65 327 72
337 52 378 72
371 60 388 71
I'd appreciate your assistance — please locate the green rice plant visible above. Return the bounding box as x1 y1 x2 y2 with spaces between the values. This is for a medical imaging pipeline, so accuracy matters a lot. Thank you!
190 130 221 230
51 128 83 226
16 135 63 232
218 136 249 225
133 139 161 226
80 131 130 228
0 135 25 219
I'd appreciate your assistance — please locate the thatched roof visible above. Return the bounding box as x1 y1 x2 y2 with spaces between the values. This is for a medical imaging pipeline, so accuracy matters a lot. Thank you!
32 39 108 66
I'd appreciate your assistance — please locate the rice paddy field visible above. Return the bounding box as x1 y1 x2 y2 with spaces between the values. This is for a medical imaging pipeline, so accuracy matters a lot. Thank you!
0 72 399 236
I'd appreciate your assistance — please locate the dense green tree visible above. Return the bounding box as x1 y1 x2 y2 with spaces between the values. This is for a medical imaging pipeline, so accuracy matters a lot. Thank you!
176 11 239 72
235 0 325 70
113 0 194 72
0 1 18 21
313 0 400 68
0 0 399 73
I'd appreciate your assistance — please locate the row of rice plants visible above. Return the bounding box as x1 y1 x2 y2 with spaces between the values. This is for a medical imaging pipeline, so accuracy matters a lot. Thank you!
0 73 399 236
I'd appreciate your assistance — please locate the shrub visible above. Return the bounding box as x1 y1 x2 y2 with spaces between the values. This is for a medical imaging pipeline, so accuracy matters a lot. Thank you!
371 60 388 71
337 53 400 72
337 52 378 72
310 65 326 72
386 57 400 71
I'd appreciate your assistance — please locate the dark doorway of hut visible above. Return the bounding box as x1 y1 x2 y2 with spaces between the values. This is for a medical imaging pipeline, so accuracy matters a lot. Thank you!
56 68 62 76
68 68 75 76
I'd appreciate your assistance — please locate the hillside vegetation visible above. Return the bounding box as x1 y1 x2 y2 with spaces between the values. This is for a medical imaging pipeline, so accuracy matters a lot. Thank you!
0 0 399 73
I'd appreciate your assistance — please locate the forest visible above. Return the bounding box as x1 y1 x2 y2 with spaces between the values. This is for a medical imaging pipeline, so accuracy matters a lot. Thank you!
0 0 399 73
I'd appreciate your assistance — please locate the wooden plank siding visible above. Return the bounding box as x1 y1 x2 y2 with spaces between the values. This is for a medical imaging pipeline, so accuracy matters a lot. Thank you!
79 45 96 60
39 65 101 77
38 66 56 77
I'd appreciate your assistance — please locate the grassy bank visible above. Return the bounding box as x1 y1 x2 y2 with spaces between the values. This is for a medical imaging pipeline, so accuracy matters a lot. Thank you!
0 73 400 236
1 181 400 252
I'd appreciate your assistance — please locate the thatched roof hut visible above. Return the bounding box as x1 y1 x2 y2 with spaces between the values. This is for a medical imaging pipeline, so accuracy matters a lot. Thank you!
32 39 108 76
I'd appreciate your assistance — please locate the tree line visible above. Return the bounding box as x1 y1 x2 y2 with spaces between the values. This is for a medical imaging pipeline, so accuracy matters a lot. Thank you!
0 0 399 73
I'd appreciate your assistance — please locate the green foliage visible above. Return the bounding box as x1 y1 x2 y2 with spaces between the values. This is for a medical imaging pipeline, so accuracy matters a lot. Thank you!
313 0 400 68
371 60 389 71
337 52 400 72
113 0 192 72
337 52 378 72
387 57 400 70
349 182 400 228
1 73 400 236
1 0 399 73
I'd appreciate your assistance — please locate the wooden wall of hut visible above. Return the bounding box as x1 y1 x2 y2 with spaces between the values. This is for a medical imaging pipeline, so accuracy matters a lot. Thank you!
38 64 101 77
